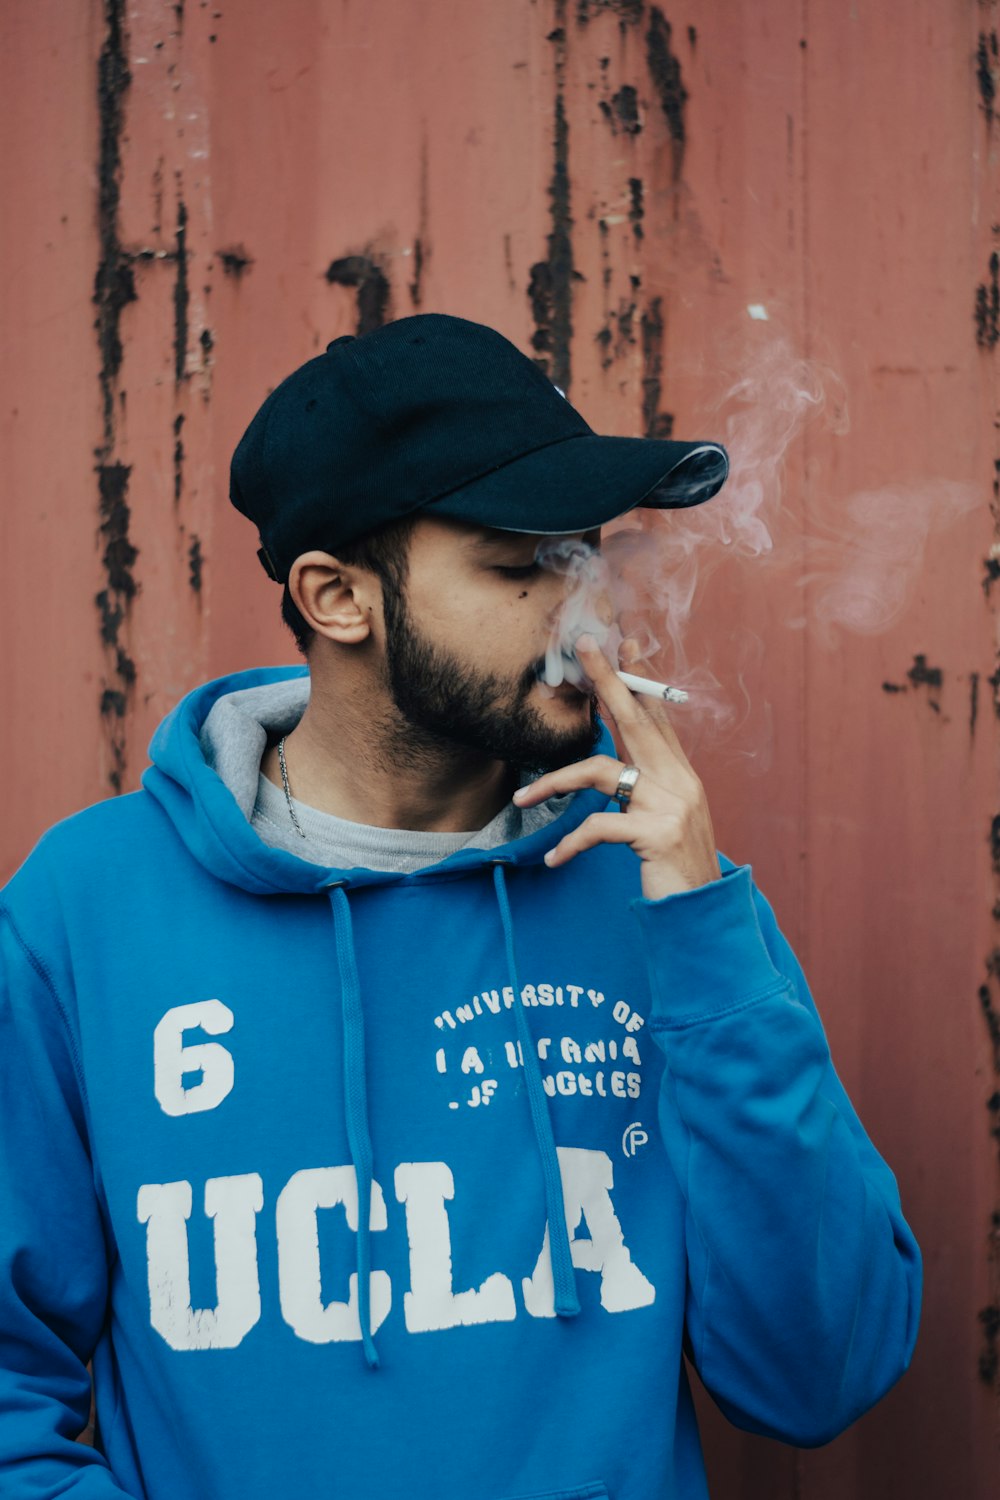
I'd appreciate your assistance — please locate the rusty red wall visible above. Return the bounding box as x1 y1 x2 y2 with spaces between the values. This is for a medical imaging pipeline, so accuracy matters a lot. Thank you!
2 1 999 1494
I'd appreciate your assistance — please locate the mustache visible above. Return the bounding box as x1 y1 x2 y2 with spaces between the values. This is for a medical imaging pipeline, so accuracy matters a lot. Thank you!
525 658 550 693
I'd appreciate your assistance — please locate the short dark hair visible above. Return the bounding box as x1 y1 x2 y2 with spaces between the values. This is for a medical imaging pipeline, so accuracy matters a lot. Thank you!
280 515 417 656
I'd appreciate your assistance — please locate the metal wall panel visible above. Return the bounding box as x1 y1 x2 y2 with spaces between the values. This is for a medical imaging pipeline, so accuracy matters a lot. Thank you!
1 1 997 1494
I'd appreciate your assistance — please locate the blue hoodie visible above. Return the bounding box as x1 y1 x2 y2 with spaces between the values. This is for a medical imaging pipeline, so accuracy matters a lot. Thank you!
0 666 921 1500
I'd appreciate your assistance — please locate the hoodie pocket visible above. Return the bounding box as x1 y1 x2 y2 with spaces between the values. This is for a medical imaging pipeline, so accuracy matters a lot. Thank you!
497 1484 609 1500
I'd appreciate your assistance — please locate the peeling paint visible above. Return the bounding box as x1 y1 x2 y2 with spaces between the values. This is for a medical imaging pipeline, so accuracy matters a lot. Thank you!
409 133 430 308
600 84 641 136
985 1217 1000 1392
217 245 254 278
95 464 137 634
324 253 391 334
188 534 203 595
628 176 644 238
645 7 687 187
595 323 612 368
988 1091 1000 1155
502 233 516 293
596 213 612 290
173 198 189 383
130 246 176 264
94 461 138 793
100 689 128 718
172 413 185 503
408 239 426 308
615 86 641 135
92 1 139 795
152 157 164 236
977 31 998 128
596 295 639 372
881 654 944 710
576 0 645 24
907 653 944 691
94 0 135 453
975 250 1000 348
640 296 673 439
528 91 576 394
978 1302 1000 1384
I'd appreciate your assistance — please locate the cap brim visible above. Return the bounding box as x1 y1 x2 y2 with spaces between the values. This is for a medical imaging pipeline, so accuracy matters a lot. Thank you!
426 433 729 535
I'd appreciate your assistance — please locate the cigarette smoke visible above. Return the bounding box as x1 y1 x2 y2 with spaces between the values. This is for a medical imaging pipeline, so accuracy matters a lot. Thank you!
539 335 978 773
786 480 978 645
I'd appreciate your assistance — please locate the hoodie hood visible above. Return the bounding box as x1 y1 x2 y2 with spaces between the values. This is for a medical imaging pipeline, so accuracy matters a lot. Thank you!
141 665 616 896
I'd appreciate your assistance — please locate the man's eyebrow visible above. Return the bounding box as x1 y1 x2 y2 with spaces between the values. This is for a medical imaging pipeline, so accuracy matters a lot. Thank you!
466 530 537 554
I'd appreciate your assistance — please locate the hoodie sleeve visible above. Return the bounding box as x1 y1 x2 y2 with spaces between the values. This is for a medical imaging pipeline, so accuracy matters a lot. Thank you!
0 906 131 1495
633 860 922 1448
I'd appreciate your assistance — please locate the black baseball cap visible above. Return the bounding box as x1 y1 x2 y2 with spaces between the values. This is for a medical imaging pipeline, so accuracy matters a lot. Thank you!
229 313 729 584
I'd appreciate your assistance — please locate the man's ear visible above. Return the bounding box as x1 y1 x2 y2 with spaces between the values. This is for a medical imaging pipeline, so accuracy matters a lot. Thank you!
287 551 376 645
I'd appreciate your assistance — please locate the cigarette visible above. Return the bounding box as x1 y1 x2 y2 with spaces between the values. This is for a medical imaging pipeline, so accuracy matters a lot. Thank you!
616 670 689 704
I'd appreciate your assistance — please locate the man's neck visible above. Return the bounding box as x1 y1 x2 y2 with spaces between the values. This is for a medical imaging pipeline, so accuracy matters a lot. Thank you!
260 674 517 834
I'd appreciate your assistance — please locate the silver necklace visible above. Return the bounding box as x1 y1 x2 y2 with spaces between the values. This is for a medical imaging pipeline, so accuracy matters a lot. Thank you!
276 736 307 840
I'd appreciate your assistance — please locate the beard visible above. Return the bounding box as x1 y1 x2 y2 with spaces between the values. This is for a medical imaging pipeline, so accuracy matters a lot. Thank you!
381 588 601 773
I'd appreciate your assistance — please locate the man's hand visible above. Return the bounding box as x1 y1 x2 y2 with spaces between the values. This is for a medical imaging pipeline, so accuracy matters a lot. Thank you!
514 635 722 901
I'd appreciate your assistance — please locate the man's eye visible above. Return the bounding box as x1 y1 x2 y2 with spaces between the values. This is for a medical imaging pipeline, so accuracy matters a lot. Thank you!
496 563 543 580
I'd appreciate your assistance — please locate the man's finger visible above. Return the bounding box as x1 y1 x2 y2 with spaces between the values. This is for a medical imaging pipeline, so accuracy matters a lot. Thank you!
543 812 636 867
548 635 699 784
608 642 698 777
513 755 624 808
574 635 668 765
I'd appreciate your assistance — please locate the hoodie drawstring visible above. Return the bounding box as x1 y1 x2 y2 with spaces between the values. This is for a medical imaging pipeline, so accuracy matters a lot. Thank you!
327 883 380 1369
326 866 580 1373
492 863 581 1319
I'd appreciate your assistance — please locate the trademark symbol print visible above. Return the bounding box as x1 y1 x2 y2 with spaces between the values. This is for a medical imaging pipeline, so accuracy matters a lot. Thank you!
622 1121 648 1157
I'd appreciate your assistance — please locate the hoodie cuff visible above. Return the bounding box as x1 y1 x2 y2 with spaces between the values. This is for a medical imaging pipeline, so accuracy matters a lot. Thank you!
631 862 790 1027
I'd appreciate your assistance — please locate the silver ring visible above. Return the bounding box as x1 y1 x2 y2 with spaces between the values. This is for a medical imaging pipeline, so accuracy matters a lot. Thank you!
613 764 641 809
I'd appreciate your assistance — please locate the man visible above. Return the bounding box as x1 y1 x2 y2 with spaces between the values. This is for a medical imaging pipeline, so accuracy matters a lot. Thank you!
0 314 920 1499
